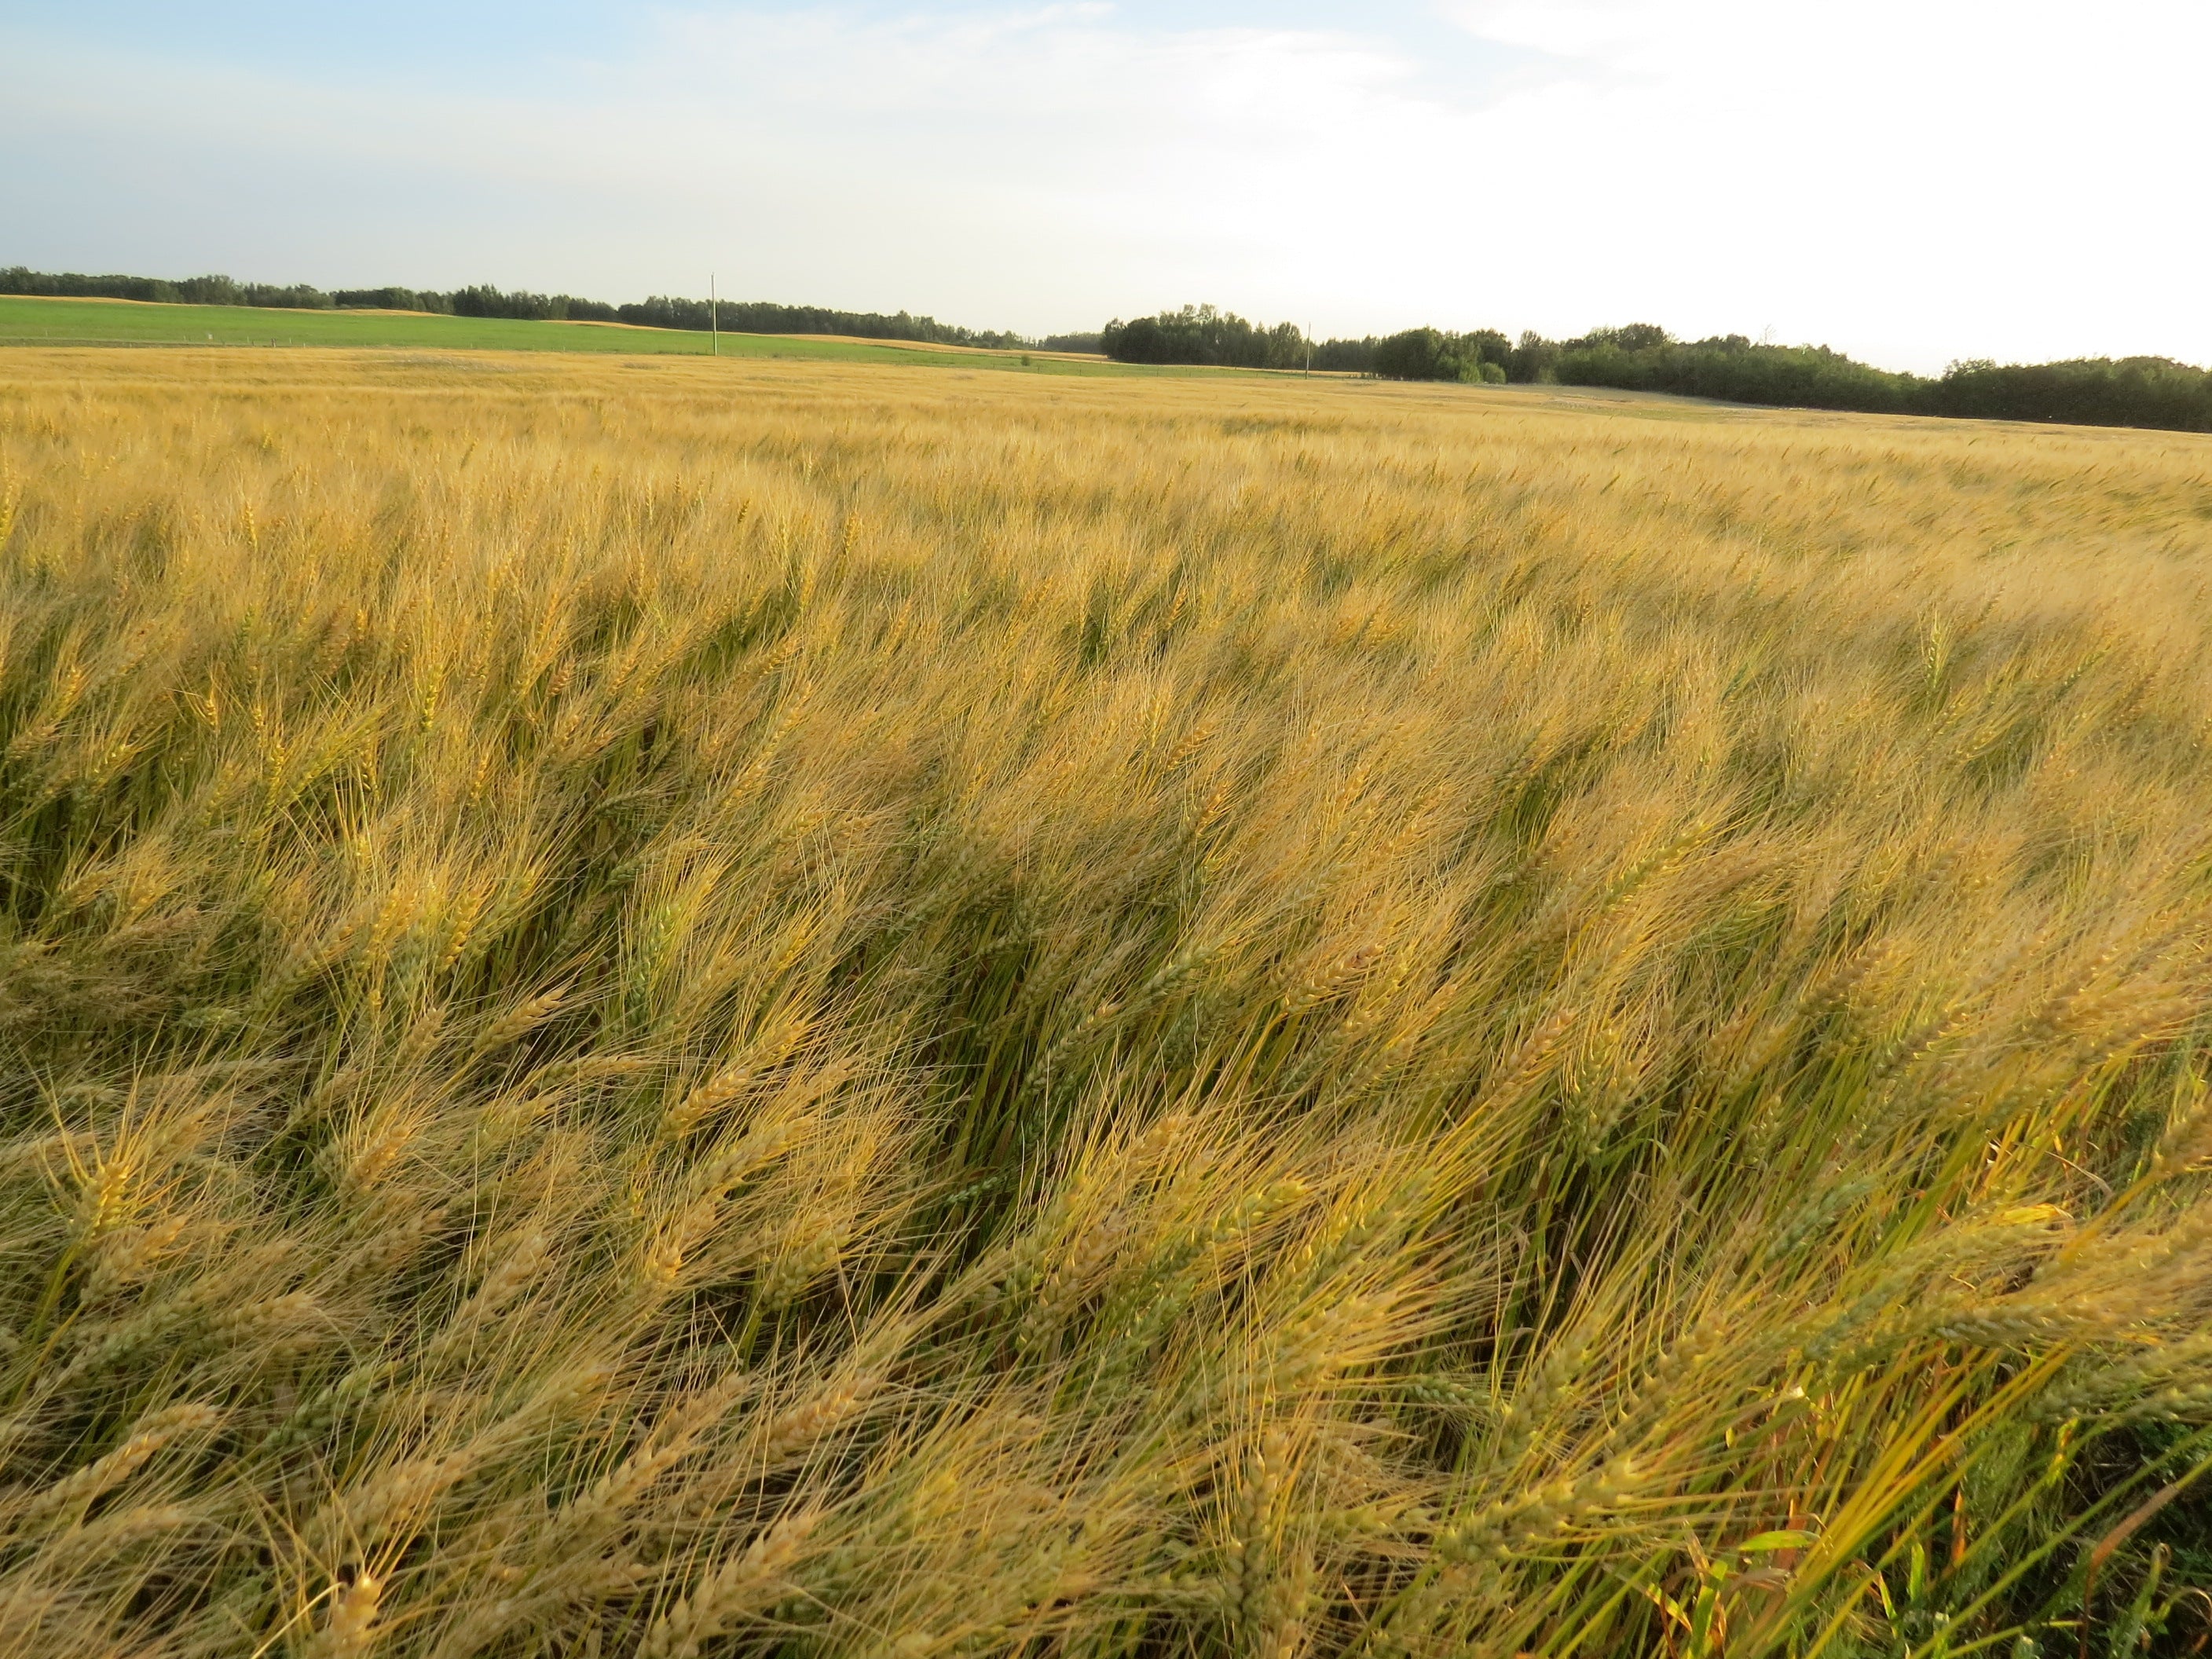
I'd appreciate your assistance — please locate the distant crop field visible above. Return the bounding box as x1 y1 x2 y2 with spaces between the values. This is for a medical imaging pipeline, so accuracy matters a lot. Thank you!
2 347 2210 1657
0 295 1157 375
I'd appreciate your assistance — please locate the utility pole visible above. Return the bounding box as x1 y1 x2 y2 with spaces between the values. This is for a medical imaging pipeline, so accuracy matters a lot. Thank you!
1306 324 1313 376
711 273 719 357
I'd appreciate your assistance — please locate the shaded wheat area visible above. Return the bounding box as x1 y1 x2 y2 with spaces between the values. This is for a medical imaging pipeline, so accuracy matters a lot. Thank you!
2 350 2212 1657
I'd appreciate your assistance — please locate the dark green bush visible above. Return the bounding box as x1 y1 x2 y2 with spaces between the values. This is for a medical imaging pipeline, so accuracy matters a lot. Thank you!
1927 357 2212 431
1101 305 1308 369
1370 328 1510 383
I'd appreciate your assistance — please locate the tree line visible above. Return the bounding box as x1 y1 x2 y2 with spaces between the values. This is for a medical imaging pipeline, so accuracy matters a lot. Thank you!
1100 306 1311 369
1 268 342 312
0 267 1097 353
1103 306 2212 435
11 267 2206 434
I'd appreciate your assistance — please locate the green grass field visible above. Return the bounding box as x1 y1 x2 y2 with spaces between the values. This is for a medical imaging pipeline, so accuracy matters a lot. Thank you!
0 295 1159 375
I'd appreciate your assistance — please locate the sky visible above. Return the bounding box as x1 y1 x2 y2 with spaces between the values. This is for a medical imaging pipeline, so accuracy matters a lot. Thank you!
5 0 2209 372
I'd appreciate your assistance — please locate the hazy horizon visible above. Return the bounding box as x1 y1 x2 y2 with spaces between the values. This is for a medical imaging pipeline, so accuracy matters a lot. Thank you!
7 1 2209 375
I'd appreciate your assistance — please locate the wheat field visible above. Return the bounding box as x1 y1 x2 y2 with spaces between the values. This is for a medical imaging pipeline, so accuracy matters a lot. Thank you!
2 348 2210 1658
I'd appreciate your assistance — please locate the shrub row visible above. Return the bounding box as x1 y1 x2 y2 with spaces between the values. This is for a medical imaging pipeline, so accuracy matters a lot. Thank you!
0 267 1034 350
1101 307 2212 434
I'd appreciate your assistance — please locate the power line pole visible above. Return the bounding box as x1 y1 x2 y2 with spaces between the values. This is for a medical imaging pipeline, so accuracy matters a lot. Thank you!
711 273 719 357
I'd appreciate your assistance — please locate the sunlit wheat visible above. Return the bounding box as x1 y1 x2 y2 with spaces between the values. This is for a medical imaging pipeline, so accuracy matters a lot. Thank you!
0 347 2208 1656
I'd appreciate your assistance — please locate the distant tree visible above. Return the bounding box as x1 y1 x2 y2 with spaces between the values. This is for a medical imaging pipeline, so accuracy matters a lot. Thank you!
1544 331 1921 413
1372 328 1507 383
1101 305 1313 369
334 287 430 312
1372 328 1448 380
1465 329 1512 368
1507 331 1562 383
618 295 1023 346
1925 356 2212 430
1584 322 1672 352
448 285 591 322
239 283 332 309
0 268 333 308
1312 336 1379 374
175 276 240 304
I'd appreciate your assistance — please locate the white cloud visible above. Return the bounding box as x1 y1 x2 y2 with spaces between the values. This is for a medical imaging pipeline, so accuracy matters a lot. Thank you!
1441 0 1657 57
5 2 2210 368
1432 0 2212 367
